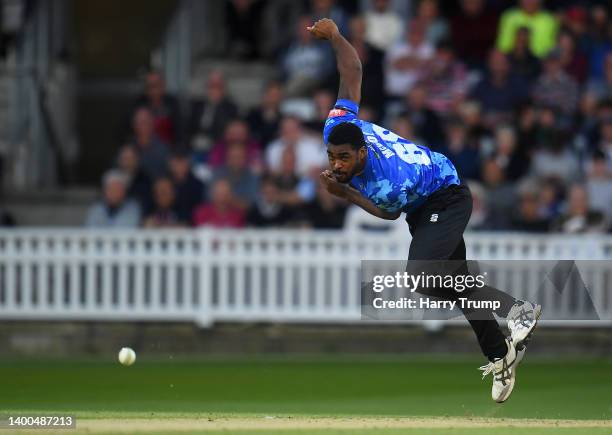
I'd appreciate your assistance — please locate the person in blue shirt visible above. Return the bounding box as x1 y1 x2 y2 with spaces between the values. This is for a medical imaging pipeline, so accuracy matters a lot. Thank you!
308 18 541 404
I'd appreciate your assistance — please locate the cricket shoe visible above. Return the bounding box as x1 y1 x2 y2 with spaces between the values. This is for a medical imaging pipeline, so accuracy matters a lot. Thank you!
507 300 542 350
479 338 518 403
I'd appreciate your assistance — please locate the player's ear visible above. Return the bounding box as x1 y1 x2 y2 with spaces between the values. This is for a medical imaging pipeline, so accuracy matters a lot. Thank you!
358 146 367 160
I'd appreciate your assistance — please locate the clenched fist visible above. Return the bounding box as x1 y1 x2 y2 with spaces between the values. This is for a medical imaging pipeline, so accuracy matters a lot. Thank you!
307 18 340 40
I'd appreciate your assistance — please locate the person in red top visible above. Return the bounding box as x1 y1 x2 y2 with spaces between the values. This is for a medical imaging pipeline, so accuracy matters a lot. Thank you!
192 178 245 228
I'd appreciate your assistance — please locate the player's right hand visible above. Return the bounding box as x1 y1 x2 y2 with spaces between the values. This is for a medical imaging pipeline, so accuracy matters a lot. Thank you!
307 18 339 40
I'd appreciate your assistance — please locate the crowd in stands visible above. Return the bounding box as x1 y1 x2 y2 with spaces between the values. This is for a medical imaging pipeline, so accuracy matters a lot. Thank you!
86 0 612 234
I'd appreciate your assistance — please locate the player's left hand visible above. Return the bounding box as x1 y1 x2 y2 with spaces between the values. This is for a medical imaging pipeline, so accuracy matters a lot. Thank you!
320 170 347 198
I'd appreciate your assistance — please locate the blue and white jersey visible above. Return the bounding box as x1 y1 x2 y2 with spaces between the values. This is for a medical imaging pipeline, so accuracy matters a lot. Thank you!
324 99 460 215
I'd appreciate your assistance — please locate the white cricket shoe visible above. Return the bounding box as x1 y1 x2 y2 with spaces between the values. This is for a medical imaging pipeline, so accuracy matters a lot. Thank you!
479 338 518 403
507 301 542 350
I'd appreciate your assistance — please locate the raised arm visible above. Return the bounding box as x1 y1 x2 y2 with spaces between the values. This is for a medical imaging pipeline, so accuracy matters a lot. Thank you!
308 18 362 104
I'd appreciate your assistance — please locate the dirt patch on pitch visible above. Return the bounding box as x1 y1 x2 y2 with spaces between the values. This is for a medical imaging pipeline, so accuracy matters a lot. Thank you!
13 416 610 433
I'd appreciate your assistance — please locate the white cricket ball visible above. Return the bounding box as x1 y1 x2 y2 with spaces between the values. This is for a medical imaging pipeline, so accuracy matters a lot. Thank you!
118 347 136 366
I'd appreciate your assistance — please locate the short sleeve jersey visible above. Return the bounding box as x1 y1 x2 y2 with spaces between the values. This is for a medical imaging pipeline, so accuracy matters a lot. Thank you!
324 99 460 215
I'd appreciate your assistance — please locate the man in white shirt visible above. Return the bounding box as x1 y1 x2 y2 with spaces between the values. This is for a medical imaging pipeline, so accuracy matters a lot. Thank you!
265 116 327 177
364 0 404 51
385 19 434 98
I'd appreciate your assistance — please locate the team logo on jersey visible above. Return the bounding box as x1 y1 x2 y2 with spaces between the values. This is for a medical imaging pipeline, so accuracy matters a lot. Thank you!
430 213 439 222
328 108 348 118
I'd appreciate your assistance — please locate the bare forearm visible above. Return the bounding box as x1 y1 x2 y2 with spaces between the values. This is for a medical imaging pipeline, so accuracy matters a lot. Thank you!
330 31 362 103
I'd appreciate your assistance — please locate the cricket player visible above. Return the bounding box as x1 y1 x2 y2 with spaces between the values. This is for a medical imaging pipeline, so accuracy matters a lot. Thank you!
308 18 541 403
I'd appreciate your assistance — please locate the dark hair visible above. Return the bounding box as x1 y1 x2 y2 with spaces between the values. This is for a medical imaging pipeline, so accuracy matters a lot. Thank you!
328 122 365 150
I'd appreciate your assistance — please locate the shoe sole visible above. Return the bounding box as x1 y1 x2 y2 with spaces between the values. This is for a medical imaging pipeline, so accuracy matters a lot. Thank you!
495 377 515 403
513 305 542 351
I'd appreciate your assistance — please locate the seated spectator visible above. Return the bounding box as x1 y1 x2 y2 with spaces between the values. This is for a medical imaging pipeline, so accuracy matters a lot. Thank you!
470 50 529 129
585 150 612 221
397 84 443 147
347 15 385 118
143 177 185 228
130 107 170 179
305 88 336 133
266 116 326 177
246 175 294 227
299 177 348 229
489 125 528 181
552 184 608 233
437 119 480 180
273 146 317 210
85 170 141 228
247 81 284 146
385 19 434 98
282 15 334 97
193 178 245 228
212 143 259 210
481 159 515 230
115 144 152 212
532 49 579 120
496 0 558 58
225 0 264 59
168 148 205 225
208 119 262 170
587 52 612 102
587 5 612 80
510 179 551 232
537 177 564 221
529 119 579 184
456 101 491 150
364 0 403 51
414 0 448 45
419 39 468 116
189 71 239 153
507 27 540 80
451 0 498 70
131 71 180 145
558 30 588 85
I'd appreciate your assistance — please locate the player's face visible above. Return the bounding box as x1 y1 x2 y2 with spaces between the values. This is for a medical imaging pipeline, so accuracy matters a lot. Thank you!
327 144 366 183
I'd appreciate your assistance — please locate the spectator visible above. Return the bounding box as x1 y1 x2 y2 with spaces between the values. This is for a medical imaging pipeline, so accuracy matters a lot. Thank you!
273 146 317 210
507 26 540 81
481 159 515 230
532 49 580 119
225 0 264 59
552 184 607 233
530 122 579 185
438 119 480 180
597 116 612 163
511 179 551 232
587 52 612 102
193 178 245 228
414 0 448 45
419 39 468 116
306 88 337 133
537 177 564 221
299 176 348 229
168 148 205 225
451 0 498 70
130 107 170 180
470 50 529 128
456 100 491 150
246 175 294 227
385 19 434 98
398 84 443 147
208 119 262 170
247 81 284 146
585 150 612 221
558 30 588 85
466 180 489 230
143 177 185 228
587 5 612 80
189 71 239 153
116 144 152 213
265 116 326 177
282 15 334 97
310 0 348 35
489 125 528 181
85 170 141 228
347 15 385 116
131 71 180 145
212 143 259 210
496 0 559 58
363 0 403 51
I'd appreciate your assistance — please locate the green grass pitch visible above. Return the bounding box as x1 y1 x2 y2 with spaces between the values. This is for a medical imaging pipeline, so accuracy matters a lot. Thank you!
0 354 610 434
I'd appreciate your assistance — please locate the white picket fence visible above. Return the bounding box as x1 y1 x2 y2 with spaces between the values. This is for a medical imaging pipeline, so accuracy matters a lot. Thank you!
0 229 611 327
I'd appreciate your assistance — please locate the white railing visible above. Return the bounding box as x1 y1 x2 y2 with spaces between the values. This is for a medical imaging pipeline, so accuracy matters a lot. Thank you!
0 229 611 327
